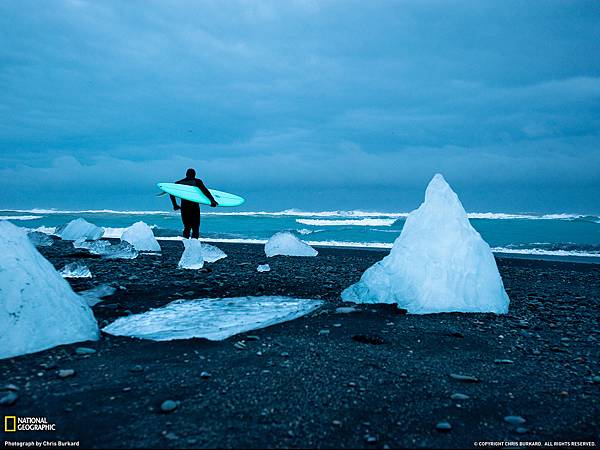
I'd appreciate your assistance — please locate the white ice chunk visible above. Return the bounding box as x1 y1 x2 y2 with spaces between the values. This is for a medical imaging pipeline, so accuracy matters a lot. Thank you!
341 174 510 314
28 231 53 247
201 243 227 263
103 296 323 341
75 239 137 259
120 221 161 252
257 264 271 272
60 262 92 278
0 221 99 359
79 284 116 306
178 239 204 269
265 232 318 257
57 218 104 241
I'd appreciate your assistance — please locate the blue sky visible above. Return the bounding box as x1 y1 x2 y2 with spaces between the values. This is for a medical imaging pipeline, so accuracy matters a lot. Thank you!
1 0 599 212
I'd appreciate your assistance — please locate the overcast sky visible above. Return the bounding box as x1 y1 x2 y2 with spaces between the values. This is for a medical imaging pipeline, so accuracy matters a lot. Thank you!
1 0 599 212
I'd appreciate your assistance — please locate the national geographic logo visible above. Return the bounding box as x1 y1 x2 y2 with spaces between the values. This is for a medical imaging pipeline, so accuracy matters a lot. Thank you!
4 416 57 432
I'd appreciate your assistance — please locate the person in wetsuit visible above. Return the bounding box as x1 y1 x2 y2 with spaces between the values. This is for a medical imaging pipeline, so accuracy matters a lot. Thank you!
170 168 218 239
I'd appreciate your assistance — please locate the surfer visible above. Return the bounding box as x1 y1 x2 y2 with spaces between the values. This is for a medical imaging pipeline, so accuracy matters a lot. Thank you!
170 168 218 239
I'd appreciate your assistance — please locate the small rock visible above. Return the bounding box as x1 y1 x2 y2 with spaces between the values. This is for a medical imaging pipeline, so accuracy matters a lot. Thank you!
504 415 526 425
515 427 528 434
449 373 480 383
352 334 385 345
200 371 211 379
333 323 342 328
246 335 260 341
75 347 96 355
332 420 342 427
450 393 470 401
2 384 19 392
130 365 144 373
335 307 358 314
436 421 452 432
164 431 179 440
234 341 247 350
160 400 178 413
58 369 75 379
0 391 18 406
280 352 289 358
319 329 330 336
592 376 600 384
364 434 378 443
494 359 514 364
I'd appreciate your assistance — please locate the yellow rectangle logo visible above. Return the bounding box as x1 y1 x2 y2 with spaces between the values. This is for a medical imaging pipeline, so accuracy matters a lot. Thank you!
4 415 16 432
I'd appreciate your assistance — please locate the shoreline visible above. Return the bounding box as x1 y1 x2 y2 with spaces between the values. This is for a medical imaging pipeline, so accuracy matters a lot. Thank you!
1 239 598 448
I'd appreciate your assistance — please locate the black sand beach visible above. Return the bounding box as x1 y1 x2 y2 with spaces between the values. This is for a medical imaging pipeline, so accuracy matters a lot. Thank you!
1 239 599 449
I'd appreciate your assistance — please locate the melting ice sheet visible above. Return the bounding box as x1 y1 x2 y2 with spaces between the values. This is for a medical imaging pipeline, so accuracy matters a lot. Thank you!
103 296 323 341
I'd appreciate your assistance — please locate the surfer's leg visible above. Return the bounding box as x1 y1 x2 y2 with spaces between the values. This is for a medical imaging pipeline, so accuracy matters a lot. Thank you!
181 209 192 239
191 211 200 239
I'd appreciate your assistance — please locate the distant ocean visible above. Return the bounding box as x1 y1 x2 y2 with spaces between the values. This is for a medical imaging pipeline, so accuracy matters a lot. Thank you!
2 209 600 262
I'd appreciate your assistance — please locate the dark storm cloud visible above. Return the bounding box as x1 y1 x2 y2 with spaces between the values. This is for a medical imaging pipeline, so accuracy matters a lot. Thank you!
0 0 599 211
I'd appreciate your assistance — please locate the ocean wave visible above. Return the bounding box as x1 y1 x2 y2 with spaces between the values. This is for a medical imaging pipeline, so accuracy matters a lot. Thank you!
491 247 600 258
296 218 397 227
1 208 597 221
0 215 44 220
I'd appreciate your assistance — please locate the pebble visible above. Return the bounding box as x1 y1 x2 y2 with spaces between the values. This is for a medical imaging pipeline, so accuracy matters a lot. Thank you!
335 307 358 314
516 427 528 434
245 335 260 341
450 393 470 401
58 369 75 379
319 329 330 336
0 391 18 406
436 421 452 432
592 376 600 384
234 341 247 350
333 323 342 328
494 359 514 364
75 347 96 355
364 434 378 443
130 365 144 373
504 415 526 425
200 371 211 379
2 384 18 391
280 352 290 358
160 400 178 413
449 373 480 383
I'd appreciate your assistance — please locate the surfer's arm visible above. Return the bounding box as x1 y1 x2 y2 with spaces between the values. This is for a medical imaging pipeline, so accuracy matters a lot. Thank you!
196 180 218 207
169 194 180 210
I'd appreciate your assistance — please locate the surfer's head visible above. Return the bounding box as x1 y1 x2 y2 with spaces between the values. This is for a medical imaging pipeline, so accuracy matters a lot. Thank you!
186 168 196 178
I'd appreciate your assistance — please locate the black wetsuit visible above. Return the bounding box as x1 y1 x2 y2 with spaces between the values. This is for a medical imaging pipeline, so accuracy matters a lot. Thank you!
170 177 216 239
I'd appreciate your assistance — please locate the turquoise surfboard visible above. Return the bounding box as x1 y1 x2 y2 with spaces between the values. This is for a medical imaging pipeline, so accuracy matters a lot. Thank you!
158 183 245 207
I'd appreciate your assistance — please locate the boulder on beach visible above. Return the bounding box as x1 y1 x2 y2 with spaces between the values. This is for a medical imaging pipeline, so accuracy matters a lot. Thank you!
342 174 510 314
121 221 161 252
0 221 99 359
264 232 318 257
57 218 104 241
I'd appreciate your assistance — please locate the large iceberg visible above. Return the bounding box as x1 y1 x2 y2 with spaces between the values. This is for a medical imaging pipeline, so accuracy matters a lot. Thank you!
0 221 99 359
121 221 161 252
341 174 509 314
57 218 104 241
265 232 318 257
103 296 323 341
177 241 227 269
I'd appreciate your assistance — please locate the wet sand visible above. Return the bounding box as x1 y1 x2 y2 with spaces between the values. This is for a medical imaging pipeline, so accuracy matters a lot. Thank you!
1 239 599 448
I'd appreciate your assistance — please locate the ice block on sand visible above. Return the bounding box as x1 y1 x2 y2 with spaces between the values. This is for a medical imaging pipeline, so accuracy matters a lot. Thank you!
0 221 99 359
121 221 161 252
103 296 323 341
57 218 104 241
342 174 509 314
265 232 318 257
